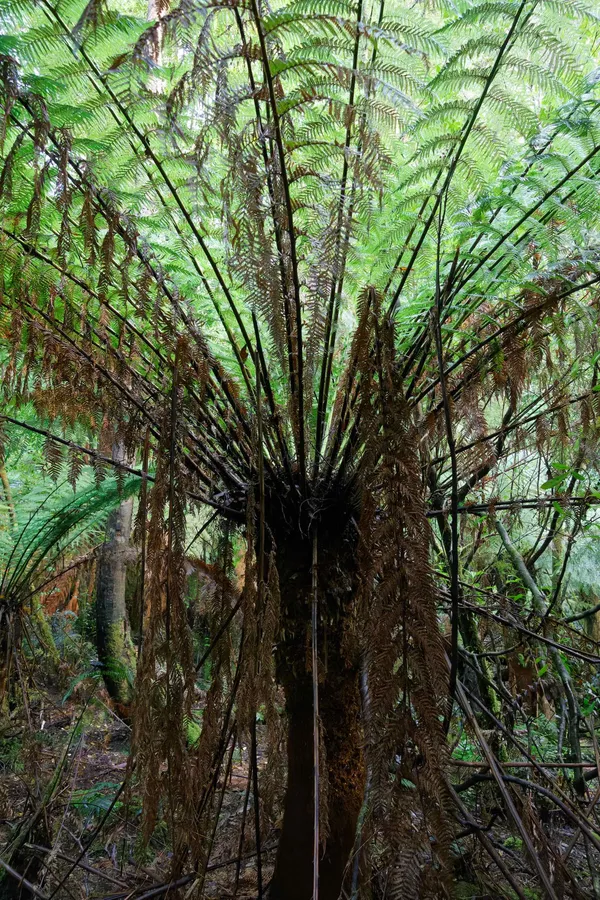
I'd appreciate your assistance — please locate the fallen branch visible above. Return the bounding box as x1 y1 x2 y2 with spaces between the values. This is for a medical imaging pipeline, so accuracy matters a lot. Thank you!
0 857 50 900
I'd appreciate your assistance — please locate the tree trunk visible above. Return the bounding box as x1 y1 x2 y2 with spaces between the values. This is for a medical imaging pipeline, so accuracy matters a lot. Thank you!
96 494 135 707
269 516 365 900
0 461 16 529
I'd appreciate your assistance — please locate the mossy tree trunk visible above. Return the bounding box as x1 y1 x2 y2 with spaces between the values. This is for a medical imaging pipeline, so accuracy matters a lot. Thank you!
96 493 136 707
0 460 16 529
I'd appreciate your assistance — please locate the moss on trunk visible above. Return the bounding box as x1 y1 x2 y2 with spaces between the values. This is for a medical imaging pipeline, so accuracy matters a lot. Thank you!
96 497 136 707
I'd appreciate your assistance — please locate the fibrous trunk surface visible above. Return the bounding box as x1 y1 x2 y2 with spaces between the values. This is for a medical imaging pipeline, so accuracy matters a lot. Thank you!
268 498 364 900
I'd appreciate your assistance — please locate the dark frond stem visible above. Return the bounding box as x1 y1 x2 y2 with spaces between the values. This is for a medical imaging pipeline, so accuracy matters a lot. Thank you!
0 226 164 368
234 7 299 461
387 0 533 321
18 548 98 608
39 0 258 376
384 167 444 300
4 290 240 495
5 281 245 491
0 416 146 482
438 385 597 468
45 780 128 900
454 677 560 899
195 650 244 824
449 786 528 900
446 141 600 311
454 596 600 665
485 153 600 288
146 191 257 405
200 726 238 887
432 495 600 517
494 517 584 782
456 403 514 504
424 367 592 470
198 613 246 886
138 429 150 657
314 0 364 477
331 403 364 495
59 168 254 443
527 462 586 569
315 184 358 476
316 0 389 480
254 319 266 637
249 0 306 481
57 47 256 402
250 717 263 898
6 198 253 479
323 358 361 483
185 512 220 555
11 294 164 437
61 150 258 437
234 761 252 896
2 224 176 428
336 179 580 472
24 846 127 891
194 596 243 674
252 318 265 898
0 858 49 900
565 603 600 624
325 388 360 487
460 685 600 849
9 101 257 408
311 529 319 900
432 200 459 717
432 97 600 342
459 96 600 272
165 349 179 648
323 290 374 482
252 312 295 487
459 771 600 847
0 415 235 513
17 15 280 486
413 274 600 406
543 513 581 621
392 171 450 387
400 132 564 386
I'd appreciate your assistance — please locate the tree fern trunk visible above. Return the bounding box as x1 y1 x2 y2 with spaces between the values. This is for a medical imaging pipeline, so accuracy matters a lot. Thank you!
269 522 365 900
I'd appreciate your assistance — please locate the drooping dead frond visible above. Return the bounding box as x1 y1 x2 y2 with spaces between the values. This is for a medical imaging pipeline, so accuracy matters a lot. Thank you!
355 290 453 897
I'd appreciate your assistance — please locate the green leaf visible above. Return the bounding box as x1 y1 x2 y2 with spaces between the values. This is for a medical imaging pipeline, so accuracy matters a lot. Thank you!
541 475 567 489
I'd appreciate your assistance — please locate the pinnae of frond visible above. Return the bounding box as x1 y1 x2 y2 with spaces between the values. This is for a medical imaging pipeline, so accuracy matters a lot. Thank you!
387 0 533 321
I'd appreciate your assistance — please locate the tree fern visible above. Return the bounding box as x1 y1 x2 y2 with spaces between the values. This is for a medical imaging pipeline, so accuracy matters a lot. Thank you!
2 0 600 895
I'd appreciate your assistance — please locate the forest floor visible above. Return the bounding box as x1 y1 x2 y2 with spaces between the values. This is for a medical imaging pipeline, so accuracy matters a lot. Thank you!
1 671 596 899
0 673 277 900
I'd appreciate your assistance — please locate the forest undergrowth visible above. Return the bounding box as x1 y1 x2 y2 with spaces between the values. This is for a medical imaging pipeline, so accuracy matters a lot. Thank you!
3 574 600 900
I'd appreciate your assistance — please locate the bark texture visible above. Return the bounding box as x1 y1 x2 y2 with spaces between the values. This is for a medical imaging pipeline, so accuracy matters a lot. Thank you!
0 462 16 529
96 495 135 706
